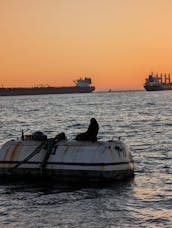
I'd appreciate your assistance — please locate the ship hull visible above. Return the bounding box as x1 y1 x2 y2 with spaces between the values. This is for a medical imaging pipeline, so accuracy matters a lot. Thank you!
144 84 172 91
0 86 95 96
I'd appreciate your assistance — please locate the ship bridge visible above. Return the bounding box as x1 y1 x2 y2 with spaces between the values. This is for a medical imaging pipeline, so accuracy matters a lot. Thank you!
74 77 92 87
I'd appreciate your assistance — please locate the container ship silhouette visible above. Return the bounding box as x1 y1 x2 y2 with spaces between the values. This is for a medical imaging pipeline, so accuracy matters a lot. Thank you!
144 73 172 91
0 77 95 96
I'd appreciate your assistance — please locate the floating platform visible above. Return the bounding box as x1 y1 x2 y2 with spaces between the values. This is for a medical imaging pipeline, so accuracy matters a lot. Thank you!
0 138 134 181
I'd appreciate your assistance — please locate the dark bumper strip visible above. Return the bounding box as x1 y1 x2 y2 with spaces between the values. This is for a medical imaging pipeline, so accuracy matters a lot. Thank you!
0 160 134 166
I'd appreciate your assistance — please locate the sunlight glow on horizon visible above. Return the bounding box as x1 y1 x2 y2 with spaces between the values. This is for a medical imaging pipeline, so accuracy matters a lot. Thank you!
1 0 172 90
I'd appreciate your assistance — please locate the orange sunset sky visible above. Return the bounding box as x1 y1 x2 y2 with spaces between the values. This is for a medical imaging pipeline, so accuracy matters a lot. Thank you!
1 0 172 90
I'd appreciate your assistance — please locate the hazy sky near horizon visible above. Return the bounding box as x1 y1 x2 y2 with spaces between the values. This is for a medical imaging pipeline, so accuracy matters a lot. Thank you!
1 0 172 90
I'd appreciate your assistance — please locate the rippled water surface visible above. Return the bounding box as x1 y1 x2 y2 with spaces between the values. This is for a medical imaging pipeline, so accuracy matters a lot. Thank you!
0 91 172 227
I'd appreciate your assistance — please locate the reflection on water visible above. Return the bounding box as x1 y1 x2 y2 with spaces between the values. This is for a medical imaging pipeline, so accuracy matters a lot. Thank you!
0 91 172 227
0 179 134 227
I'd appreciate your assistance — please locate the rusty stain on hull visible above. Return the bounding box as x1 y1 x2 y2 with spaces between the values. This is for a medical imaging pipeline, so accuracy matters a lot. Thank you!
9 143 20 167
3 143 20 168
2 145 12 168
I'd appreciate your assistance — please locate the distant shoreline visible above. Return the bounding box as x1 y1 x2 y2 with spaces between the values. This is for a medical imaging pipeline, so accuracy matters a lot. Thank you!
95 89 144 93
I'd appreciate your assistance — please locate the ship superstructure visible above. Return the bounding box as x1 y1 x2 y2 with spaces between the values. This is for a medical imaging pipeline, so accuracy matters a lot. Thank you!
0 77 95 96
74 77 92 87
144 73 172 91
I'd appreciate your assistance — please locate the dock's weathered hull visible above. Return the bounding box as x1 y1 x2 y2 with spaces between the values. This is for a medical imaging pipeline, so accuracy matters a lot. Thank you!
0 140 134 181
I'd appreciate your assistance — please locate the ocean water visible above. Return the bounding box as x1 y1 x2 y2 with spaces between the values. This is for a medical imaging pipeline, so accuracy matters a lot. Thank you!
0 91 172 228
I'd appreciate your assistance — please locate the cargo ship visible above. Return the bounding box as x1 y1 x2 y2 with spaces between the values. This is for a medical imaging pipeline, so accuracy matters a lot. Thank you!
0 77 95 96
144 73 172 91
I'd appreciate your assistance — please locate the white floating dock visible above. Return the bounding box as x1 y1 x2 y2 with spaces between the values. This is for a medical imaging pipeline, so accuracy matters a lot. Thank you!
0 139 134 181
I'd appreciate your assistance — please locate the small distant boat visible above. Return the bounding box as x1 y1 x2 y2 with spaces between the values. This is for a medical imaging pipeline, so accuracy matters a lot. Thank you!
144 73 172 91
0 77 95 96
0 134 134 181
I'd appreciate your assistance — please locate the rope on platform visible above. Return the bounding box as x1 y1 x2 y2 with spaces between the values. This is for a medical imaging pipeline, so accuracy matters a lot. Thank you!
12 141 46 169
40 138 56 176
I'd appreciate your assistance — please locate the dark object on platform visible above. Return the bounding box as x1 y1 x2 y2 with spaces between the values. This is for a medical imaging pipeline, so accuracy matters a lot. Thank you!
55 132 67 142
76 118 99 142
32 131 47 141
